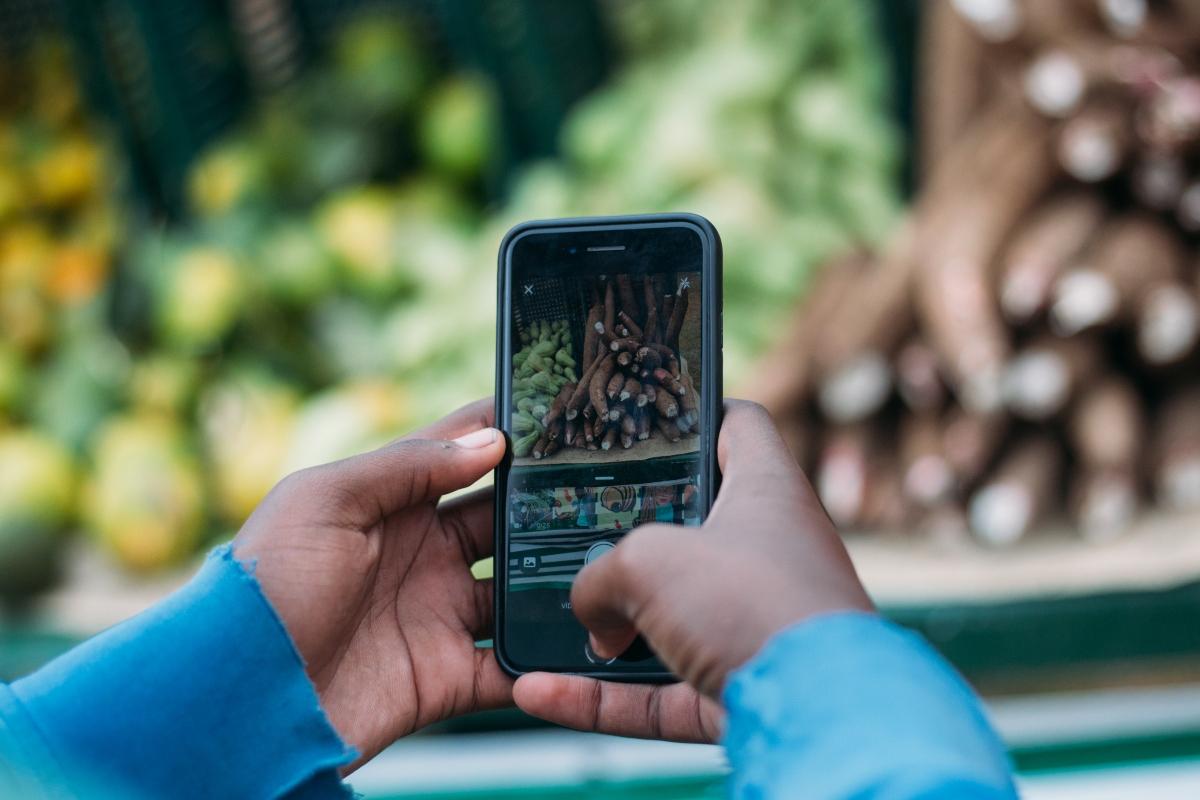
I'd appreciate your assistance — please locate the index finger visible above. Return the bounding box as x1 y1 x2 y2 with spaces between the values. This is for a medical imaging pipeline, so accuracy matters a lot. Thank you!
513 673 723 743
716 399 798 475
713 400 817 519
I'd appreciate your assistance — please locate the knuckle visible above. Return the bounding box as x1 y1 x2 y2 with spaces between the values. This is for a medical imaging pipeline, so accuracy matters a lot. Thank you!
471 399 495 429
609 537 643 581
612 525 672 579
275 466 321 498
455 397 494 425
646 687 664 739
727 398 771 425
587 680 604 731
279 464 361 517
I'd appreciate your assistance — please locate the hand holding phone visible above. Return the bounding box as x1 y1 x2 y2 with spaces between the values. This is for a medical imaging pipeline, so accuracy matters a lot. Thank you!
233 400 511 771
513 401 873 736
495 214 722 679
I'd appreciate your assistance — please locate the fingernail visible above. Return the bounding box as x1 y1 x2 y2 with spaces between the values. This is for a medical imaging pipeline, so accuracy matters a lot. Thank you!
452 428 498 449
588 633 613 659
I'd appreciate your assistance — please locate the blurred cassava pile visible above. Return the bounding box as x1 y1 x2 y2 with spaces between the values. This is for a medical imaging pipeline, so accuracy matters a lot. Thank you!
752 0 1200 547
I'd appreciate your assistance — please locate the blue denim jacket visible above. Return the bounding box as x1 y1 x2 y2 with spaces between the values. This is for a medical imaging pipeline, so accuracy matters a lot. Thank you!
0 547 1016 798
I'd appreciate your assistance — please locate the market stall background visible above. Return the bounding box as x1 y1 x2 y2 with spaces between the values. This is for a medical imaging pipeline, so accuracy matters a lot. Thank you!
0 0 898 583
5 0 1200 797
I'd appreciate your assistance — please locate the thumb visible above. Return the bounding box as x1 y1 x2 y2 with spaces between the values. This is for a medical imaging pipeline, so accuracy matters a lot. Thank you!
570 525 684 659
303 427 505 524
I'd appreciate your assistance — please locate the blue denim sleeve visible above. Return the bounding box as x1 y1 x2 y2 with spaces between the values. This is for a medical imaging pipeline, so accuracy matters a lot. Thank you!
722 611 1017 800
0 545 355 799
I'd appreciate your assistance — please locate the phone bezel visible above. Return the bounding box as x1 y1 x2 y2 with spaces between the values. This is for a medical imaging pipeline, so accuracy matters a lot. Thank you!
493 213 723 681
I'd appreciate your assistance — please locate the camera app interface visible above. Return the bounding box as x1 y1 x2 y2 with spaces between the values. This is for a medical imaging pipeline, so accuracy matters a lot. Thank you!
505 226 704 667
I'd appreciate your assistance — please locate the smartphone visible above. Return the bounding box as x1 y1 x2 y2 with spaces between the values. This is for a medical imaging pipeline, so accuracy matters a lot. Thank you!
494 213 722 679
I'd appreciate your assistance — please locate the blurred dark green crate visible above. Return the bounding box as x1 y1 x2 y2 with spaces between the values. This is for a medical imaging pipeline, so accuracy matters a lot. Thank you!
431 0 609 162
50 0 608 217
0 0 59 56
59 0 251 215
892 581 1200 692
293 0 610 178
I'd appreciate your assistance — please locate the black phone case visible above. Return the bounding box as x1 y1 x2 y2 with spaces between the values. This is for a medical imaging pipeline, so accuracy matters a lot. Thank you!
492 213 723 681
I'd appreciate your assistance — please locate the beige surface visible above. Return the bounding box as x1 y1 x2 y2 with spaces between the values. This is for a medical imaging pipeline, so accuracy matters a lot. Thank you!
848 510 1200 606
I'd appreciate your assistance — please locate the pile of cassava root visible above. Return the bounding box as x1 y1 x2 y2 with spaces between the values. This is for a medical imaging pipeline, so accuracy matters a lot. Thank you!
514 274 700 460
750 0 1200 548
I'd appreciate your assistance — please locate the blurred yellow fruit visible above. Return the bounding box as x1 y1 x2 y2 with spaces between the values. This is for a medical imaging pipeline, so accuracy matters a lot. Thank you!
82 415 205 572
286 379 408 471
1 221 54 289
0 166 26 221
31 136 102 209
0 428 76 529
45 243 109 305
157 246 244 349
187 142 264 217
200 372 298 523
0 428 75 601
0 287 51 354
316 188 401 294
73 202 124 253
130 354 200 414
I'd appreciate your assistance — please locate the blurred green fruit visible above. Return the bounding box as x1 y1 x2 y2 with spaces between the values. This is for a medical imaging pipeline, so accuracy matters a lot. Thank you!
30 310 129 451
0 342 29 416
301 124 380 198
392 218 475 293
505 161 575 219
312 298 389 380
560 79 648 173
286 380 409 471
82 415 205 572
256 221 336 306
419 74 497 182
391 177 476 227
332 14 429 117
381 302 455 374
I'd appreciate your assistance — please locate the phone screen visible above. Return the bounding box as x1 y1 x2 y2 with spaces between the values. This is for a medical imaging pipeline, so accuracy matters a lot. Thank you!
499 221 712 673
